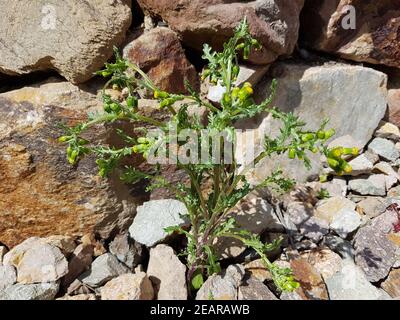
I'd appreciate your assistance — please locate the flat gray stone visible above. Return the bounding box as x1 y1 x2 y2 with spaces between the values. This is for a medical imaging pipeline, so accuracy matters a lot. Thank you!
348 174 387 196
330 209 362 239
354 210 399 282
129 199 189 247
369 138 400 161
80 253 130 288
0 282 59 300
325 261 391 300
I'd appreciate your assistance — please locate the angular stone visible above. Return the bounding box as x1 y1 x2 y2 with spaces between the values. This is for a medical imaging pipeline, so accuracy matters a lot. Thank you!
109 234 143 270
0 265 16 290
244 259 271 283
325 261 391 300
215 192 283 258
345 153 376 176
381 268 400 299
357 197 387 219
80 253 130 288
4 238 68 284
100 273 154 300
196 265 245 300
374 162 400 182
290 258 329 300
0 81 138 248
147 244 187 300
0 0 132 83
330 209 362 239
44 235 77 258
369 138 400 162
137 0 305 65
301 1 400 69
62 243 94 288
322 178 347 197
129 199 189 247
354 209 399 282
123 27 199 94
245 63 387 182
348 174 387 196
0 282 59 300
375 121 400 142
315 196 356 224
238 277 277 300
300 249 342 280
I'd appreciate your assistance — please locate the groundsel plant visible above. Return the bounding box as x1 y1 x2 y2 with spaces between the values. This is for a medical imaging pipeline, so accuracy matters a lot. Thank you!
59 19 358 293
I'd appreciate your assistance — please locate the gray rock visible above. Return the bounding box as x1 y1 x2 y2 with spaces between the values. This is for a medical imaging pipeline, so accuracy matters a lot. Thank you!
80 253 130 288
4 238 68 284
129 199 189 247
325 261 391 300
354 210 399 282
369 138 400 161
356 197 387 219
0 282 59 300
0 265 16 290
238 277 277 300
287 202 329 242
0 0 132 83
375 121 400 142
243 63 387 182
315 196 357 224
147 244 187 300
109 234 143 269
196 265 245 300
348 174 387 196
323 178 347 197
345 153 376 176
330 209 362 239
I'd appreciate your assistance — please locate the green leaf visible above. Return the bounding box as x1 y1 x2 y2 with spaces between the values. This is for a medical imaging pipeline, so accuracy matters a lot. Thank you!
191 270 204 290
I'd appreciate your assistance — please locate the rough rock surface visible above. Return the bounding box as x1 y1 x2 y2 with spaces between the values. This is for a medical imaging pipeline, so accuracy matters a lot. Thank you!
80 253 130 288
147 244 187 300
348 175 387 196
242 63 387 182
100 273 154 300
0 81 137 248
62 243 94 288
330 209 362 239
301 1 400 69
325 261 391 300
354 209 400 282
123 27 199 94
386 88 400 127
300 249 342 280
129 199 189 247
315 197 356 224
381 268 400 299
137 0 304 65
196 265 245 300
109 234 143 270
0 282 59 300
238 277 277 300
0 265 17 290
368 138 399 162
0 0 132 83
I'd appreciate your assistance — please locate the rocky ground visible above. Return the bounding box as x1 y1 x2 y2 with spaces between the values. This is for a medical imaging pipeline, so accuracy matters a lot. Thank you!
1 1 400 300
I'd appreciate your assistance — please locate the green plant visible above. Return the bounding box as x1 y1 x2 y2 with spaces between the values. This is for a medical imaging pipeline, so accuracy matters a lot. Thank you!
59 18 357 293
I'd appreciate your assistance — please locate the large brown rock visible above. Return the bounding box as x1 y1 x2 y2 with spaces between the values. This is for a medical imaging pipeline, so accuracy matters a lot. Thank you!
0 0 132 84
386 89 400 127
300 0 400 69
137 0 305 64
123 27 199 94
0 80 137 248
